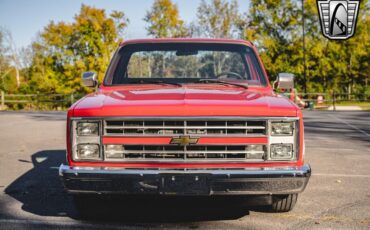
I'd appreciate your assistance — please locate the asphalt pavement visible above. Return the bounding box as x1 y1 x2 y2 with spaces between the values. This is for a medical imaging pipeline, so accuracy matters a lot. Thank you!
0 111 369 230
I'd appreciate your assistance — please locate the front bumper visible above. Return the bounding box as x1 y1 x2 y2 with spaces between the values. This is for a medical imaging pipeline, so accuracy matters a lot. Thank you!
59 164 311 196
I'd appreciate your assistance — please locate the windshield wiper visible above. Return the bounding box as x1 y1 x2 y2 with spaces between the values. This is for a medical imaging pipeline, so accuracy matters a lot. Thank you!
129 79 182 87
197 79 248 89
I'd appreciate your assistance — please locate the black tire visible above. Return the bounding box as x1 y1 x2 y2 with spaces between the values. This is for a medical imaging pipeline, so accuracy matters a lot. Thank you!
271 194 298 212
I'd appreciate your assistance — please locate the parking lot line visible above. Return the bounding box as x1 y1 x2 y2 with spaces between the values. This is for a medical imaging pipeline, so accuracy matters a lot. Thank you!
0 218 123 229
312 173 370 178
0 218 77 226
328 114 370 138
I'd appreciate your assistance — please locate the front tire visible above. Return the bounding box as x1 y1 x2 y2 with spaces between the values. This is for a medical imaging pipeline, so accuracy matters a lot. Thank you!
270 194 298 212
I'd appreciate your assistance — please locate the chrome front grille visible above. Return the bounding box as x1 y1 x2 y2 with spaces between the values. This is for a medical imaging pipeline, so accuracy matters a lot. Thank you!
104 119 266 136
103 118 268 162
104 144 267 162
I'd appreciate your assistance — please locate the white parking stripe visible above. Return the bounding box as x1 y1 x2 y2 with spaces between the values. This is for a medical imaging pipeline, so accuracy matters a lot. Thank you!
0 218 123 229
313 173 370 178
328 114 370 137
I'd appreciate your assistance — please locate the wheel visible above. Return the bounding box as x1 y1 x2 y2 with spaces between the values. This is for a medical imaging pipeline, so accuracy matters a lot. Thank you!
270 194 298 212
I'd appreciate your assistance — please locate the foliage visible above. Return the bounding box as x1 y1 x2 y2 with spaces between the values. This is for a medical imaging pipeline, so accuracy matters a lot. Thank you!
25 5 128 95
244 0 370 96
144 0 188 38
195 0 243 38
0 28 19 93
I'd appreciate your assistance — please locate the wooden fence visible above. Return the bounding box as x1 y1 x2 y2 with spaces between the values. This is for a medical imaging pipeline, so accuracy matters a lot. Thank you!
0 91 84 110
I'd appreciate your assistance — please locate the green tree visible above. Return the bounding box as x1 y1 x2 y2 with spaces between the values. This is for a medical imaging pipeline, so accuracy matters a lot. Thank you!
0 28 19 93
324 2 370 97
195 0 243 38
27 4 128 95
0 29 10 89
244 0 370 96
244 0 301 83
144 0 188 38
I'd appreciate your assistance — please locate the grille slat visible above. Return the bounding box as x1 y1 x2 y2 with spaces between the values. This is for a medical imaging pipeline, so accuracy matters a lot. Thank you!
105 126 265 129
105 119 266 136
110 150 265 154
104 144 266 162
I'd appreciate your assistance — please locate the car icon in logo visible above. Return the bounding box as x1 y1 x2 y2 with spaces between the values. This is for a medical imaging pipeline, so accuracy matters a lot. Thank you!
317 0 360 39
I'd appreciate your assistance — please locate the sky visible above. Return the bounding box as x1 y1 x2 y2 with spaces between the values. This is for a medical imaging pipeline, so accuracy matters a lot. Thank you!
0 0 250 49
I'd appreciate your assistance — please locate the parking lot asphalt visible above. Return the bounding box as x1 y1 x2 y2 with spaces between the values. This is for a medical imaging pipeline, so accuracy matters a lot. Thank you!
0 111 369 230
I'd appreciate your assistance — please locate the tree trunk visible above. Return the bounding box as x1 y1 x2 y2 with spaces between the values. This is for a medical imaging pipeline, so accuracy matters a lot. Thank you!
148 56 151 78
15 66 20 88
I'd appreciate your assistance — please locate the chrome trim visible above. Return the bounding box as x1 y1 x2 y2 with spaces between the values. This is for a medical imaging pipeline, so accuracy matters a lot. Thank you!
71 120 103 162
59 164 311 176
104 134 267 137
82 159 297 164
102 118 268 162
103 118 267 137
267 120 299 161
105 126 265 129
59 164 311 195
102 144 267 162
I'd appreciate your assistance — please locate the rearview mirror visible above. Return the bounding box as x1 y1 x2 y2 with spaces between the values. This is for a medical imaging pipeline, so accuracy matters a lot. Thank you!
82 72 97 87
274 73 294 90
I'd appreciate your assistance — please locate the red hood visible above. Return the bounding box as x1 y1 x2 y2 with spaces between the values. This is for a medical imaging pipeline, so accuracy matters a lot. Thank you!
71 85 298 117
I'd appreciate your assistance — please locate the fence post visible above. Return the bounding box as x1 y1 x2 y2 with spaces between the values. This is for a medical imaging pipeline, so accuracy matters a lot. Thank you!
70 93 74 105
36 91 40 110
1 91 4 109
332 91 336 111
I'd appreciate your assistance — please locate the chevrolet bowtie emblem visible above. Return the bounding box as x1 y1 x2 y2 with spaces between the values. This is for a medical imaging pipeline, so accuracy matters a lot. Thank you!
170 136 199 145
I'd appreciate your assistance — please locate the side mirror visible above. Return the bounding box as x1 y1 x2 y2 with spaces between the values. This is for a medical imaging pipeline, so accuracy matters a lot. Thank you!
82 71 98 87
274 73 294 90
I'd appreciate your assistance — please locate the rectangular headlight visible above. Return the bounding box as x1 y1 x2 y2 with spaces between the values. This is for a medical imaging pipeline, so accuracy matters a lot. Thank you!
270 144 293 159
77 122 99 136
271 122 294 136
76 144 100 159
72 119 101 161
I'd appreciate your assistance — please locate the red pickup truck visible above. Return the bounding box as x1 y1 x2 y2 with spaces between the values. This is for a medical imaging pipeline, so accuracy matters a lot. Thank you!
59 38 310 213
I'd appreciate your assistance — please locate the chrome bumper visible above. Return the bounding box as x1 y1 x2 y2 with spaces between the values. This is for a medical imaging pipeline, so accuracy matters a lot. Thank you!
59 164 311 195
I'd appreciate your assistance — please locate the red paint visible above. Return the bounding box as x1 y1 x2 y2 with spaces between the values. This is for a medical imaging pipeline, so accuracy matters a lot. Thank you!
197 137 267 145
103 137 172 145
72 85 298 117
67 38 304 169
119 38 254 47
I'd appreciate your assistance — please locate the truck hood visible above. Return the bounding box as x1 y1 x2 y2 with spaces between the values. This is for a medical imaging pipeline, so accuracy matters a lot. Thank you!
72 85 298 117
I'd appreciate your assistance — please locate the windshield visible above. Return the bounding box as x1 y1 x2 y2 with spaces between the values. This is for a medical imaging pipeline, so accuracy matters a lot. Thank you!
105 43 267 86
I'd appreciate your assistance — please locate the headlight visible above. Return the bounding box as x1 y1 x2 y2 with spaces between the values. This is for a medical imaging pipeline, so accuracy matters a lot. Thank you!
105 145 124 159
72 120 101 161
271 122 294 136
76 144 100 159
270 144 293 159
77 122 99 136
